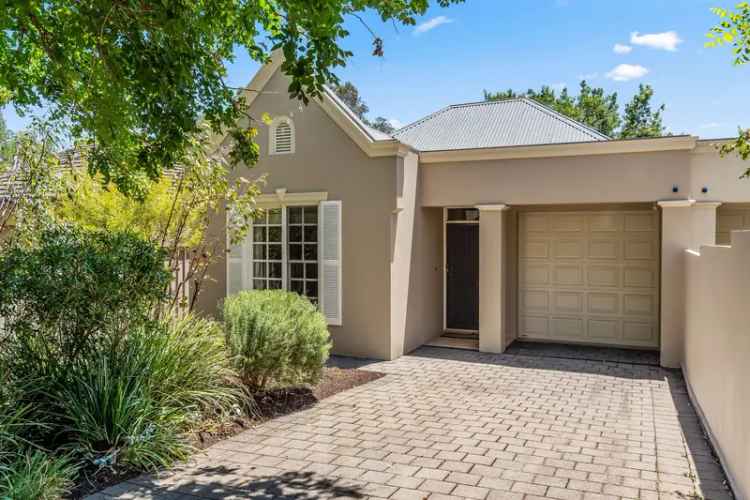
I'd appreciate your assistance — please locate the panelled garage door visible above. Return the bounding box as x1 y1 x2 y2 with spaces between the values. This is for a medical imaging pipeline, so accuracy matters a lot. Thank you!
518 210 660 348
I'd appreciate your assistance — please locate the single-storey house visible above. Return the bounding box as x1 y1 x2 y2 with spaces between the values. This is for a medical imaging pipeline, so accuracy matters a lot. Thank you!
199 51 750 369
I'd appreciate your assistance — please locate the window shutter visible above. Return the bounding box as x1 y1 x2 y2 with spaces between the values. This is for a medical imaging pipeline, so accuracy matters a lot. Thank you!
320 201 342 325
226 231 249 296
273 122 293 154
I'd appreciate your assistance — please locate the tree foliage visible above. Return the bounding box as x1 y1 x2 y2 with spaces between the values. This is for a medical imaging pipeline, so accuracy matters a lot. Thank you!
484 81 666 139
707 2 750 173
334 81 396 134
619 84 666 139
0 1 461 194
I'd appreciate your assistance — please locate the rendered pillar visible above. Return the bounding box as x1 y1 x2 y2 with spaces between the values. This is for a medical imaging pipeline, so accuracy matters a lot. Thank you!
477 204 509 353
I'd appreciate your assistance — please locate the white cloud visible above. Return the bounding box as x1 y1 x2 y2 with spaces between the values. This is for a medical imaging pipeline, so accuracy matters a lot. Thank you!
613 43 632 54
606 64 649 81
413 16 453 35
630 31 683 51
388 118 404 130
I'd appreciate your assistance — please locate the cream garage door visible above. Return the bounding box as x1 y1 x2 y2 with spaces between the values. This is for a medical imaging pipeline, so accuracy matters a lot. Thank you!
518 210 659 348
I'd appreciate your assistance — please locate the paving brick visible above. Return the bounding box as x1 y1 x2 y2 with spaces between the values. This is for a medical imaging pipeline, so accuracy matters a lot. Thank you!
95 347 731 500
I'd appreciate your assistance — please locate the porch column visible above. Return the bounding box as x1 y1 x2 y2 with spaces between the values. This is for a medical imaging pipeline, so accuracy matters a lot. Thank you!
477 204 509 353
658 200 721 368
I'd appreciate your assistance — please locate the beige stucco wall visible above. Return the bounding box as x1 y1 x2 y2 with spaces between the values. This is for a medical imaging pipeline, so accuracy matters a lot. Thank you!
420 149 750 207
684 230 750 499
197 69 398 360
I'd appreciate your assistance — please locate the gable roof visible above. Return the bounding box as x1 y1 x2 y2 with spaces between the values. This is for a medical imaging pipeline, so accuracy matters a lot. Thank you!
394 98 609 152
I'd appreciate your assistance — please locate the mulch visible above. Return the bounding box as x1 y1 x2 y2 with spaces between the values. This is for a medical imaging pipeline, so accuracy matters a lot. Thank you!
70 366 384 499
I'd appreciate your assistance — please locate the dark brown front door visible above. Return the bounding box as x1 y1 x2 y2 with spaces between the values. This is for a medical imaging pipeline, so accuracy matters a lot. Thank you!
446 224 479 331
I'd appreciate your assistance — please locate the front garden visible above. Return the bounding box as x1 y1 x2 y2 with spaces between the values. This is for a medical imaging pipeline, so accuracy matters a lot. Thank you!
0 133 376 500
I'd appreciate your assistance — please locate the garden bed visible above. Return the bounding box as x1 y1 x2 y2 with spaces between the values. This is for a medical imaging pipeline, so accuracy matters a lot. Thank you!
71 366 384 498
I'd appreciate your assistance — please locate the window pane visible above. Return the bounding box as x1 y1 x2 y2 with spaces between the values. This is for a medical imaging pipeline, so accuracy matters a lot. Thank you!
288 207 303 224
268 279 283 290
290 263 304 279
268 244 282 260
447 208 480 222
303 226 317 243
305 263 318 279
253 279 266 290
290 280 305 295
253 244 266 260
288 225 302 243
253 262 267 278
253 211 266 223
305 281 318 298
267 208 282 225
253 226 266 242
303 244 317 261
268 226 282 242
289 244 302 260
303 207 318 224
269 262 282 279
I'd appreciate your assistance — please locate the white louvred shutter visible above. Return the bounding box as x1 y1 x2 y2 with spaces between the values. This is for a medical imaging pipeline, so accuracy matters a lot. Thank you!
226 223 249 296
319 201 342 325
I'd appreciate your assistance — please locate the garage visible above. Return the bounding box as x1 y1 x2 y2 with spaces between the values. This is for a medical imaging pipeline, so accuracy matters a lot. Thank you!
518 209 660 349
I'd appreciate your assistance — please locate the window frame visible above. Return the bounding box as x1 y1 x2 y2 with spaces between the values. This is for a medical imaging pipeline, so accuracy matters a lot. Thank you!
269 116 295 155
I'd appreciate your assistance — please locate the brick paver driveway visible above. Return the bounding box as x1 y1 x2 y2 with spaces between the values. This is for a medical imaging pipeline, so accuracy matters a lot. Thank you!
94 347 732 500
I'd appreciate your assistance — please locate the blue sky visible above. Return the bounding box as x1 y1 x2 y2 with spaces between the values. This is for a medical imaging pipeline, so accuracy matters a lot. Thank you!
4 0 747 138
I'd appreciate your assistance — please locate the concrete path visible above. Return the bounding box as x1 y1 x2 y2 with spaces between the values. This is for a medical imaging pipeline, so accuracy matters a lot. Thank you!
92 346 732 500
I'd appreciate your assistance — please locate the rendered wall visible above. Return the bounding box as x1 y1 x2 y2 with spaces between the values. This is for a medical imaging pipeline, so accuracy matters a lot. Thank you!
684 230 750 499
197 69 397 360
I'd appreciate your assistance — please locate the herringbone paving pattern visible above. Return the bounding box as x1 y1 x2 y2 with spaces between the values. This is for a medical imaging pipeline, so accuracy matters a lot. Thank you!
92 346 732 499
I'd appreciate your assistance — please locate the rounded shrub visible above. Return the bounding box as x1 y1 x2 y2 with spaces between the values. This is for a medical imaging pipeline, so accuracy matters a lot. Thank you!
223 290 331 392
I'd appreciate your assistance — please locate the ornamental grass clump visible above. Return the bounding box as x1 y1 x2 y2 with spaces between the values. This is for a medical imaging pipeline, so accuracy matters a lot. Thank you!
223 290 331 392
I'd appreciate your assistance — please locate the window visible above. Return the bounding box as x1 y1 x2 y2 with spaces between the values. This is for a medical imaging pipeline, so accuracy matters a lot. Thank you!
270 117 295 155
227 196 341 325
249 205 318 303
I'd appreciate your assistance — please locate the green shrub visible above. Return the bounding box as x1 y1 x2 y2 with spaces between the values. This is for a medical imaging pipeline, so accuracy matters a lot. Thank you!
223 290 331 391
0 224 171 366
51 315 239 471
0 451 76 500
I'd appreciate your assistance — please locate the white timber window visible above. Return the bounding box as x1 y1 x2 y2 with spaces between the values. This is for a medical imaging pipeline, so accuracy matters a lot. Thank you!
269 116 295 155
227 194 342 325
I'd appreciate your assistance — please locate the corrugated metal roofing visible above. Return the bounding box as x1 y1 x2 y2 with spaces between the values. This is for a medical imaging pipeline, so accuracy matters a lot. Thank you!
394 98 609 151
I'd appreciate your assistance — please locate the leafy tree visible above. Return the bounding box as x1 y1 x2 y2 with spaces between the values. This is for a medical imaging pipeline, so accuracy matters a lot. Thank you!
0 1 462 195
707 3 750 170
333 81 396 134
619 84 666 139
484 81 667 138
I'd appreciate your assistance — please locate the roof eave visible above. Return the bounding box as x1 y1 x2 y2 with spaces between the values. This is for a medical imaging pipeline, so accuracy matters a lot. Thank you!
419 135 699 163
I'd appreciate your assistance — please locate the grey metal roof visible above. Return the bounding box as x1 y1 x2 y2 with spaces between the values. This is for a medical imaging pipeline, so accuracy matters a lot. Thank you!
394 98 609 151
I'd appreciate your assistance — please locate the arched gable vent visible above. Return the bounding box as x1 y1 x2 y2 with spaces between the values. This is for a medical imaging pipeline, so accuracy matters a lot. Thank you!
270 117 295 155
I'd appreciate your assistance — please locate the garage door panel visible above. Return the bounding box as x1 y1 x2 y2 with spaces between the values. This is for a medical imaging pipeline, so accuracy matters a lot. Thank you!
623 265 657 288
587 265 620 288
550 214 586 232
624 239 657 260
554 239 585 259
588 240 619 260
588 319 619 339
624 213 657 232
588 293 619 315
519 210 659 348
551 317 584 337
521 290 549 312
521 240 550 258
553 265 584 286
589 213 621 232
553 291 584 314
